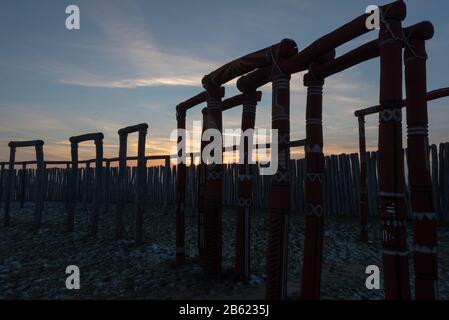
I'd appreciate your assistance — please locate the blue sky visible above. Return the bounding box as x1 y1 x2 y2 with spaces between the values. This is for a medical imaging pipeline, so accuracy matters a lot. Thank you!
1 0 449 162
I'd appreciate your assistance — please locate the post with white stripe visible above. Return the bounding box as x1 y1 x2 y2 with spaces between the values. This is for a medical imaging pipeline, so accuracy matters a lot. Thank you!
265 73 290 300
202 86 224 277
235 91 260 278
404 21 438 300
301 74 325 300
378 11 411 299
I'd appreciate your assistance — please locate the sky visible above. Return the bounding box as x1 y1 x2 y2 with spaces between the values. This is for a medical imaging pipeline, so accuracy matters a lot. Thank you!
1 0 449 164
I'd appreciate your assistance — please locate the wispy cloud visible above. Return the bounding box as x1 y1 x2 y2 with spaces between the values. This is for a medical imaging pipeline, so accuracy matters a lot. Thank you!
50 1 219 89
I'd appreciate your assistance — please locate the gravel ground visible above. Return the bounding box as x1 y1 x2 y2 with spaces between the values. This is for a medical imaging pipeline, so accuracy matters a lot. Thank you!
0 201 448 300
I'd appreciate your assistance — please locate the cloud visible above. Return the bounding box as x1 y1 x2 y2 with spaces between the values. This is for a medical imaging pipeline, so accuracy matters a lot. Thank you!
50 1 219 89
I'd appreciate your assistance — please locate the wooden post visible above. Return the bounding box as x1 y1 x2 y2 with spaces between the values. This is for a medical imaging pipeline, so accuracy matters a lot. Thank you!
235 91 260 278
404 21 438 300
378 11 411 299
65 163 70 211
91 138 103 236
163 157 170 213
266 73 291 300
0 163 5 205
203 86 224 277
68 142 78 232
4 146 16 226
176 108 187 264
301 74 325 300
103 159 110 215
4 140 45 228
358 116 369 241
116 133 127 239
135 126 148 244
430 144 440 215
83 161 91 211
20 163 27 208
116 124 148 243
198 108 208 261
68 133 104 234
34 144 45 229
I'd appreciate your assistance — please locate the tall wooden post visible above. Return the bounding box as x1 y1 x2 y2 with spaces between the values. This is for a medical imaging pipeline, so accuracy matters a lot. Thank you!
68 142 78 232
203 86 224 277
176 108 187 264
135 126 148 244
34 143 45 230
20 163 27 208
91 138 103 236
404 22 438 300
103 159 110 215
266 73 291 300
198 107 208 261
68 133 104 234
114 123 152 244
83 161 91 211
378 11 411 300
235 91 260 278
358 116 369 241
164 157 170 213
116 133 127 239
4 146 16 227
0 163 5 205
64 163 70 211
4 140 45 229
301 75 325 300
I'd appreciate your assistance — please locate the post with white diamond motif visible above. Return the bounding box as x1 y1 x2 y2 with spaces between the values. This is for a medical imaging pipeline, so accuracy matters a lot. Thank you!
378 11 411 299
404 21 438 300
265 73 290 300
301 73 325 300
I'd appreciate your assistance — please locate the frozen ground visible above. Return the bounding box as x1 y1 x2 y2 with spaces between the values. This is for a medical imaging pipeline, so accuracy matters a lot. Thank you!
0 202 448 300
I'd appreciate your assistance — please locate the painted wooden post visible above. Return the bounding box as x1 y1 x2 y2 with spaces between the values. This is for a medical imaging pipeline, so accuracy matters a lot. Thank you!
357 116 369 241
378 11 411 299
266 72 291 300
301 73 325 300
404 21 438 300
203 86 224 277
235 91 260 278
